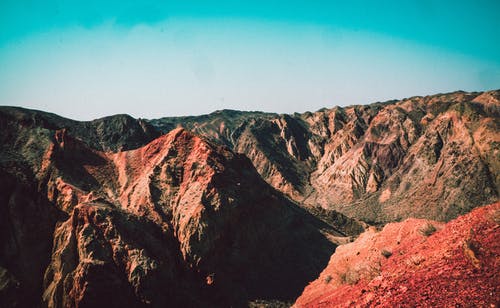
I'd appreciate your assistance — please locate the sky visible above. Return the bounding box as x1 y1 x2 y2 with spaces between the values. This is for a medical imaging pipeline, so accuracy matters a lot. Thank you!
0 1 499 120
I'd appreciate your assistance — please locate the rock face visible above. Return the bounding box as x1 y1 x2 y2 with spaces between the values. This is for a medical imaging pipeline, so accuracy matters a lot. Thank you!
294 202 500 307
153 90 500 223
0 111 338 307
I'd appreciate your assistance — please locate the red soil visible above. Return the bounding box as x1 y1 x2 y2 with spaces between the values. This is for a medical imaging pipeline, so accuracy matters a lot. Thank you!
294 202 500 307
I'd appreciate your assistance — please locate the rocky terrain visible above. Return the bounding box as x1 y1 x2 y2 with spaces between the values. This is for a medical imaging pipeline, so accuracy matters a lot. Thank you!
153 90 500 223
0 89 498 307
294 201 500 307
0 115 341 307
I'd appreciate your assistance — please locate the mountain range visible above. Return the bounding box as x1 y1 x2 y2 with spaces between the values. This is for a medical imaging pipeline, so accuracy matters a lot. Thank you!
0 89 498 307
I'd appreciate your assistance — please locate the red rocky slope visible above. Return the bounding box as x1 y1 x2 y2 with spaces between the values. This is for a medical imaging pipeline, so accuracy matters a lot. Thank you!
0 117 338 306
294 202 500 307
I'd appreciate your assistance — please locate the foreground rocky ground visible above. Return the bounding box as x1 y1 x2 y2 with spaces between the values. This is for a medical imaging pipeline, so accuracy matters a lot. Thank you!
0 89 498 307
294 202 500 307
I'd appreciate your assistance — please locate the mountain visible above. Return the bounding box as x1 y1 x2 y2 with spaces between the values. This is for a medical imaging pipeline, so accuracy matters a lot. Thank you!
151 90 500 223
0 114 339 307
0 106 160 152
0 89 498 307
293 201 500 307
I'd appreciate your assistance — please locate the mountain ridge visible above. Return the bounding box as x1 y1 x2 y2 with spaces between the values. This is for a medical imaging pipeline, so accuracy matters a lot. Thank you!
2 89 498 224
150 89 500 223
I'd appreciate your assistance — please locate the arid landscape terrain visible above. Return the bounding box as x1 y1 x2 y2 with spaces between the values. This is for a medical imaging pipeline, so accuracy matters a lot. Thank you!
0 90 499 307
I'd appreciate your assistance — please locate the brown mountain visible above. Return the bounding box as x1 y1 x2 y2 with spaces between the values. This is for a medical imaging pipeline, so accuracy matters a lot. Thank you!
0 89 498 307
152 90 500 223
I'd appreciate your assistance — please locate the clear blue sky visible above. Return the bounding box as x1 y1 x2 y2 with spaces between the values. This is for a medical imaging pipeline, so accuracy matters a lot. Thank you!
0 1 499 120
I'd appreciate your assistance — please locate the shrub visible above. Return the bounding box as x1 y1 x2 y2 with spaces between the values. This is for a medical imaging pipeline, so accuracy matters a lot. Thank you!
406 254 425 266
324 275 333 284
419 223 437 237
381 249 392 258
339 270 360 285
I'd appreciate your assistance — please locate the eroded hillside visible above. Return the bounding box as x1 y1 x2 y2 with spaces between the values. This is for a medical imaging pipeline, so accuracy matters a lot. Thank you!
152 90 500 223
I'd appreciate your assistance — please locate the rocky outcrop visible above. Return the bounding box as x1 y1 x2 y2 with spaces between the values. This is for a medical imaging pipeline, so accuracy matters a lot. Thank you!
0 169 62 308
42 201 200 308
294 202 500 307
0 112 65 308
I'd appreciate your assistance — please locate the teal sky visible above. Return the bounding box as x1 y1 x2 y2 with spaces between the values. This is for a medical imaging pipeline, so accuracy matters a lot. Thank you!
1 1 499 120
